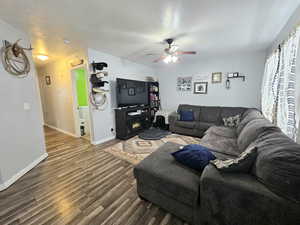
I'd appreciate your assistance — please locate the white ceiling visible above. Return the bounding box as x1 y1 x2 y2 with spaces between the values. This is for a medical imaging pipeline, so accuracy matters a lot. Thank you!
0 0 299 66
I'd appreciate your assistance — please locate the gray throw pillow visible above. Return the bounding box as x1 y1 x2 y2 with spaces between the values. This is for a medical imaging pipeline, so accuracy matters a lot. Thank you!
211 146 257 172
223 114 241 128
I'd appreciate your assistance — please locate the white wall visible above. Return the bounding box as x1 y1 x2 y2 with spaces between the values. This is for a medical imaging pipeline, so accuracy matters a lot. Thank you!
0 19 47 190
87 48 156 144
37 60 78 135
156 50 266 111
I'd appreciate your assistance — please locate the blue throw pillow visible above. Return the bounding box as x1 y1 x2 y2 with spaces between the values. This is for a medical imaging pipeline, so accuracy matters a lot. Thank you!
171 144 216 171
179 110 194 121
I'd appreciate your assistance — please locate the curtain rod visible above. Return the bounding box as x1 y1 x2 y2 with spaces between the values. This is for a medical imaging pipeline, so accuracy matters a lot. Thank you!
267 21 300 58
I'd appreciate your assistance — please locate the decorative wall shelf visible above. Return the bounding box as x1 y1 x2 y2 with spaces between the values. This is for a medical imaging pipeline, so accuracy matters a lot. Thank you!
225 73 246 89
227 75 246 81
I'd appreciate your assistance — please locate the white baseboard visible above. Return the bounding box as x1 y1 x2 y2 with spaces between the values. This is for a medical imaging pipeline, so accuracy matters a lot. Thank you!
92 135 116 145
44 124 78 138
0 153 48 191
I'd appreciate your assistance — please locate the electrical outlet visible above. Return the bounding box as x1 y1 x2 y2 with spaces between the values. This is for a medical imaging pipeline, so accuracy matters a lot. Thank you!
23 102 31 111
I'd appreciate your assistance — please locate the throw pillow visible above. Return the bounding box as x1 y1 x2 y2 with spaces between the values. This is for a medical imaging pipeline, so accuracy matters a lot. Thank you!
179 110 194 121
172 144 216 171
223 114 241 128
211 146 257 173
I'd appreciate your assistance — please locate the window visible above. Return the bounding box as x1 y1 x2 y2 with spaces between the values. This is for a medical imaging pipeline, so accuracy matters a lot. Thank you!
262 27 300 141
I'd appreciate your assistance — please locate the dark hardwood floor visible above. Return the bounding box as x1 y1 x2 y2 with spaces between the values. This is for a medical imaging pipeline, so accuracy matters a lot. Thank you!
0 127 187 225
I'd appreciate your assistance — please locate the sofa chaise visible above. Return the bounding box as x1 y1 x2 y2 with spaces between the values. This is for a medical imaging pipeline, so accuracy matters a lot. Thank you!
134 105 300 225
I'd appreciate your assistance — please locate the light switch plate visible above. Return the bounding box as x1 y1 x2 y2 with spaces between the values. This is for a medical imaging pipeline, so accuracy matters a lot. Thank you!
24 102 31 111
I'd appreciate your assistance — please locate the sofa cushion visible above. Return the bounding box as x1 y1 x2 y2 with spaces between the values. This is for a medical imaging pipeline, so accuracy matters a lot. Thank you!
195 122 215 131
205 126 237 138
199 106 221 123
237 118 278 151
179 110 194 121
175 121 195 129
201 132 241 158
211 146 257 173
253 131 300 203
172 144 216 172
177 104 201 121
220 107 246 119
223 114 241 128
237 109 264 135
134 142 201 207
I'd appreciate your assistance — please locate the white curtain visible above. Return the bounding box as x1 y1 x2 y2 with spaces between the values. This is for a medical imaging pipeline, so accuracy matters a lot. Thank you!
261 50 279 122
277 28 300 140
262 27 300 141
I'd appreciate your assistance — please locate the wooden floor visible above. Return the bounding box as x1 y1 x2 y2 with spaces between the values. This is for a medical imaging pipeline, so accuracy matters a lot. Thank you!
0 127 187 225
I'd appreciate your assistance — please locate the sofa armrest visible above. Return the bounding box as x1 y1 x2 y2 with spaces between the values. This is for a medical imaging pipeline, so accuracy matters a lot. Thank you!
168 111 179 127
198 164 300 225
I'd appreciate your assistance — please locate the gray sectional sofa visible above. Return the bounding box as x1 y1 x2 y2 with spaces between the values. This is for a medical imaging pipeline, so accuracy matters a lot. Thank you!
134 105 300 225
169 104 247 137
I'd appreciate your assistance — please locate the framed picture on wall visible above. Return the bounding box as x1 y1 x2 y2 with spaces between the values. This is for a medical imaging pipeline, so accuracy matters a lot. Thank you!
45 76 51 85
212 72 222 83
194 82 208 94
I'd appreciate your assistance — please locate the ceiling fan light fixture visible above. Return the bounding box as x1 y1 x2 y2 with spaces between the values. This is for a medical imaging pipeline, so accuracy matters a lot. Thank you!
36 54 49 61
170 45 178 52
164 55 172 64
172 56 178 63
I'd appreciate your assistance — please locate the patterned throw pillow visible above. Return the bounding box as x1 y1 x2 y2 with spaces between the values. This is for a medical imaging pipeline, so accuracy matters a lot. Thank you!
210 146 257 173
223 114 241 128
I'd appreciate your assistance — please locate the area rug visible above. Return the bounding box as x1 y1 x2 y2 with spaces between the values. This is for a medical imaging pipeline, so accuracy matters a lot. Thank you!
103 133 201 164
138 127 171 140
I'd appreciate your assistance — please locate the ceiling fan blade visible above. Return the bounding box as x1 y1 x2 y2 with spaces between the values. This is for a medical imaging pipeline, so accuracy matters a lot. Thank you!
145 53 160 56
153 55 166 63
176 51 197 55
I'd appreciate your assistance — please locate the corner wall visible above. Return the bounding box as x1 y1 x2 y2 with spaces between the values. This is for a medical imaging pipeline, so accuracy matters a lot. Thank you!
87 48 156 144
0 19 47 190
156 50 266 111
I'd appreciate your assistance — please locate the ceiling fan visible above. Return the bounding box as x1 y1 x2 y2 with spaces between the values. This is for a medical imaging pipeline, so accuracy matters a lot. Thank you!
153 38 196 63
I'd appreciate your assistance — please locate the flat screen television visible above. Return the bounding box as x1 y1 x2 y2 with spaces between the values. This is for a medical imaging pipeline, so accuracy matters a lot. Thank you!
116 78 149 107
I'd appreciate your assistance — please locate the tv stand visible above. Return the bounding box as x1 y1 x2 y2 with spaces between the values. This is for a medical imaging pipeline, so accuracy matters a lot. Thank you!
115 105 151 140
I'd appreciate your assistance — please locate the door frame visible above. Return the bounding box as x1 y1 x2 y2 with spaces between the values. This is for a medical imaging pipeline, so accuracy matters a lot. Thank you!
70 65 93 141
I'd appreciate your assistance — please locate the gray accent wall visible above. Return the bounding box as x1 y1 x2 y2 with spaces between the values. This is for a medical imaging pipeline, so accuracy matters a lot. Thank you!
156 50 266 111
0 20 46 187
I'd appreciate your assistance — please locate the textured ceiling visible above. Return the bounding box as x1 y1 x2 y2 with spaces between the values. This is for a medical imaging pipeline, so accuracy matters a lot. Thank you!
0 0 299 66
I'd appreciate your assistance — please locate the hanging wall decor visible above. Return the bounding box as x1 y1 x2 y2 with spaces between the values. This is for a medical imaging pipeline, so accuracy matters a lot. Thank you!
45 76 51 85
0 40 33 78
194 82 208 94
89 61 109 110
212 72 222 83
225 72 246 89
177 76 192 92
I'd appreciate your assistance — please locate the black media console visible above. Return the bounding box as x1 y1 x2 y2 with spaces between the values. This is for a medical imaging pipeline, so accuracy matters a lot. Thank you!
115 105 151 140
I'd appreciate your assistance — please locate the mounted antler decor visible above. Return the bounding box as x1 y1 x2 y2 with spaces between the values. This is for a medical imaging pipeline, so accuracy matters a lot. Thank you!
0 39 33 78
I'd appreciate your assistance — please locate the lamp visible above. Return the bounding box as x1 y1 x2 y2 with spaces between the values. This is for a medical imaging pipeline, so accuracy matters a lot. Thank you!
164 55 178 64
36 54 49 61
172 56 178 63
163 55 172 64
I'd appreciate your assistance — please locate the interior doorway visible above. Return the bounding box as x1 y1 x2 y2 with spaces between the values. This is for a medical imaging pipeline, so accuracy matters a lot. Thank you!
71 66 92 141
